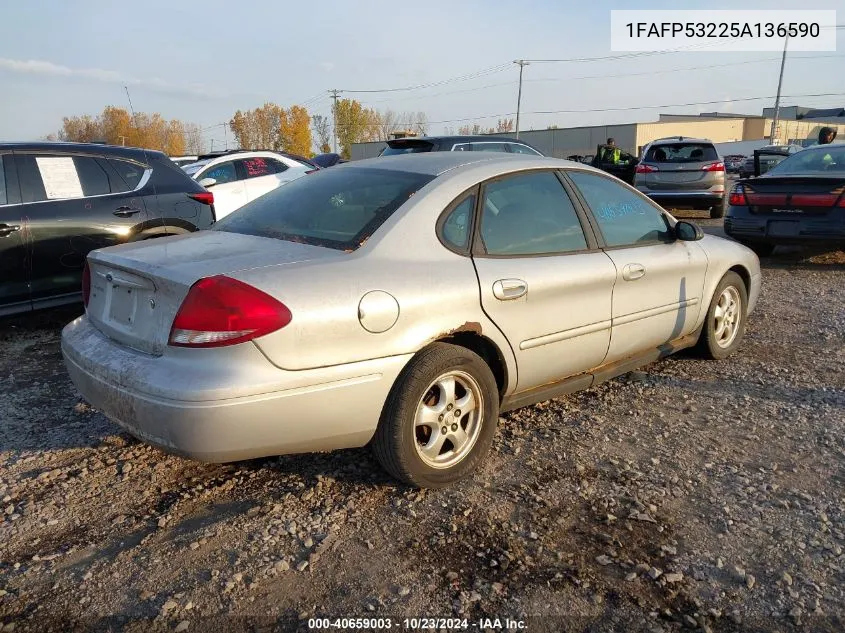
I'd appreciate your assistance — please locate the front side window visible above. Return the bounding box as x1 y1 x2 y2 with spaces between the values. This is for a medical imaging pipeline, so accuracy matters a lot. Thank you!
214 167 434 251
479 171 587 256
452 143 471 152
568 171 671 247
200 161 238 184
441 194 475 250
17 155 48 202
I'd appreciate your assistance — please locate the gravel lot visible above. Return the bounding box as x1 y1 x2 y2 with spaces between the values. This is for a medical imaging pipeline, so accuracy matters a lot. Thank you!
1 220 843 633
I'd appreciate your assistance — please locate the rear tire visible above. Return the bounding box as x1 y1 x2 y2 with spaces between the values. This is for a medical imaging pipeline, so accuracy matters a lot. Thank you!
709 197 726 219
738 240 775 257
372 343 499 488
695 271 747 360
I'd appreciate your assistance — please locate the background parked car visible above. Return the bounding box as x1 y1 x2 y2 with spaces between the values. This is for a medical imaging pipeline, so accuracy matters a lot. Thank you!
738 144 803 178
0 142 215 316
62 152 760 488
723 154 746 173
170 155 198 168
182 150 315 219
312 153 347 168
377 135 544 157
725 143 845 256
634 136 726 218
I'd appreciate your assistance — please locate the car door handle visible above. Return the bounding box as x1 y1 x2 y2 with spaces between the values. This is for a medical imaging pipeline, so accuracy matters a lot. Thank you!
0 224 21 237
492 279 528 300
113 206 141 217
622 263 646 281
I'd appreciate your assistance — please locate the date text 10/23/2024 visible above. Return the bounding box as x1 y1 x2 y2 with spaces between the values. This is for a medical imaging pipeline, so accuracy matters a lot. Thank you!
307 617 527 630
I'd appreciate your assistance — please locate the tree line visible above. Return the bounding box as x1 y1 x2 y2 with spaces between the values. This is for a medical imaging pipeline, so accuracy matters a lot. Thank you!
50 100 435 159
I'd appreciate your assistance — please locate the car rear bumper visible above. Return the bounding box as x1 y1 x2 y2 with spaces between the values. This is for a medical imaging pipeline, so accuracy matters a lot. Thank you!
725 208 845 245
61 316 412 462
638 191 724 209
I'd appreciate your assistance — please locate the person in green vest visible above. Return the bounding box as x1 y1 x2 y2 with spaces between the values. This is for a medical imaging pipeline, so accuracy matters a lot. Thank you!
599 138 622 164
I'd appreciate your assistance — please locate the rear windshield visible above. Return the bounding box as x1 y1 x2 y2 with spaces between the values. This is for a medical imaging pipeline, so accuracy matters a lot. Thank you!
766 145 845 176
213 167 434 250
645 143 718 163
381 141 435 156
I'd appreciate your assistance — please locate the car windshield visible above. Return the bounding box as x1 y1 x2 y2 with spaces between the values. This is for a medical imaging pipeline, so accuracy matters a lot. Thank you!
645 143 718 163
213 167 434 250
766 145 845 176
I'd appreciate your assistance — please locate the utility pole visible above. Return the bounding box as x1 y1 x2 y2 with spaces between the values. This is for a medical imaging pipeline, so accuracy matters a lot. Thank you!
329 89 341 153
769 35 789 144
514 60 529 139
223 123 229 150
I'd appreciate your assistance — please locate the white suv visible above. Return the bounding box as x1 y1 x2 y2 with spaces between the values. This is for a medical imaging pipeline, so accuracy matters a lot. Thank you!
183 151 315 219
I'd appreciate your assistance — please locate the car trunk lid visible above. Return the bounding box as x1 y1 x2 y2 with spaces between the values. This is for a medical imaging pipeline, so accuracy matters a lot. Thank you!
737 176 845 217
642 162 718 190
85 231 343 356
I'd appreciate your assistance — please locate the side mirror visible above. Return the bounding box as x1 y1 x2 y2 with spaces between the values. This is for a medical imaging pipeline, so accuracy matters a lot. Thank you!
199 177 217 188
675 220 704 241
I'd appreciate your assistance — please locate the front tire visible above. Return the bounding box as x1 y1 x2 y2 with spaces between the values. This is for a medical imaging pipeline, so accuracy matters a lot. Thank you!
695 271 748 360
372 343 499 488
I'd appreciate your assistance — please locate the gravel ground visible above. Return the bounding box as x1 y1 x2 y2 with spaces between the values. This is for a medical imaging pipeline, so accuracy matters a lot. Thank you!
1 225 843 633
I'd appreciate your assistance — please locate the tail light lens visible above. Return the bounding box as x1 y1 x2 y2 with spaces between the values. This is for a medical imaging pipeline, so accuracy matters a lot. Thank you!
702 162 725 172
82 262 91 308
189 192 214 205
729 184 748 206
635 164 658 173
169 276 292 348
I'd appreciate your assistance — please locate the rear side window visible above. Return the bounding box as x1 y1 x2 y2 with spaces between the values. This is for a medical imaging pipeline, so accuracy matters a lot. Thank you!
645 143 718 163
241 156 277 178
108 159 145 190
509 143 542 156
213 167 434 251
767 146 844 175
441 194 476 250
452 143 471 152
0 156 7 205
269 158 289 173
73 156 111 196
480 171 587 255
569 171 671 247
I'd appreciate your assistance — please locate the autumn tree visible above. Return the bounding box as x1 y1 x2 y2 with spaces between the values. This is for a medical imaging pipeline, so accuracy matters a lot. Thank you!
57 106 196 154
333 98 380 158
229 103 313 155
457 123 486 135
279 105 312 156
495 118 514 133
311 114 332 154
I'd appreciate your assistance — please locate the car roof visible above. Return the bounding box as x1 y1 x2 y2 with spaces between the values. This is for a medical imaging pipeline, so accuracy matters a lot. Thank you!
647 137 715 146
0 141 166 161
336 151 582 176
386 135 533 145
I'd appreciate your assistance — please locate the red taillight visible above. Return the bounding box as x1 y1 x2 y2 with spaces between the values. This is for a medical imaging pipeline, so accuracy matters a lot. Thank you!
189 192 214 205
790 193 839 207
169 276 292 348
82 262 91 308
729 185 747 206
635 164 658 173
702 162 725 172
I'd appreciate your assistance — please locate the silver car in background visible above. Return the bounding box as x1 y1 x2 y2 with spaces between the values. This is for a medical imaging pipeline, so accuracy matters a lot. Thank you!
634 136 727 218
62 153 761 488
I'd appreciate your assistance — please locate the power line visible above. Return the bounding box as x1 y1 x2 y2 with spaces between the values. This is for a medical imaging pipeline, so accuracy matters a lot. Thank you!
338 63 511 94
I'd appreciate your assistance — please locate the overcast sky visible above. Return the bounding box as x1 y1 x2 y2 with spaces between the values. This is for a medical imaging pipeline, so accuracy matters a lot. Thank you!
1 0 842 146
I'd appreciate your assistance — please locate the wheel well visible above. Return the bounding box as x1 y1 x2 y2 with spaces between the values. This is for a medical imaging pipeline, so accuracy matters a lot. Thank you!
436 332 508 399
729 264 751 293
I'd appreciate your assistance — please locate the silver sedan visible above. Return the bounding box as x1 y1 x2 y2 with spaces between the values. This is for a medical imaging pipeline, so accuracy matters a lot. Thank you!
62 153 761 488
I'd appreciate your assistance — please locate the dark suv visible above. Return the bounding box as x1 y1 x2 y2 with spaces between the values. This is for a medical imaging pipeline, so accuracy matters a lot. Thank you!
378 135 543 156
0 142 215 316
